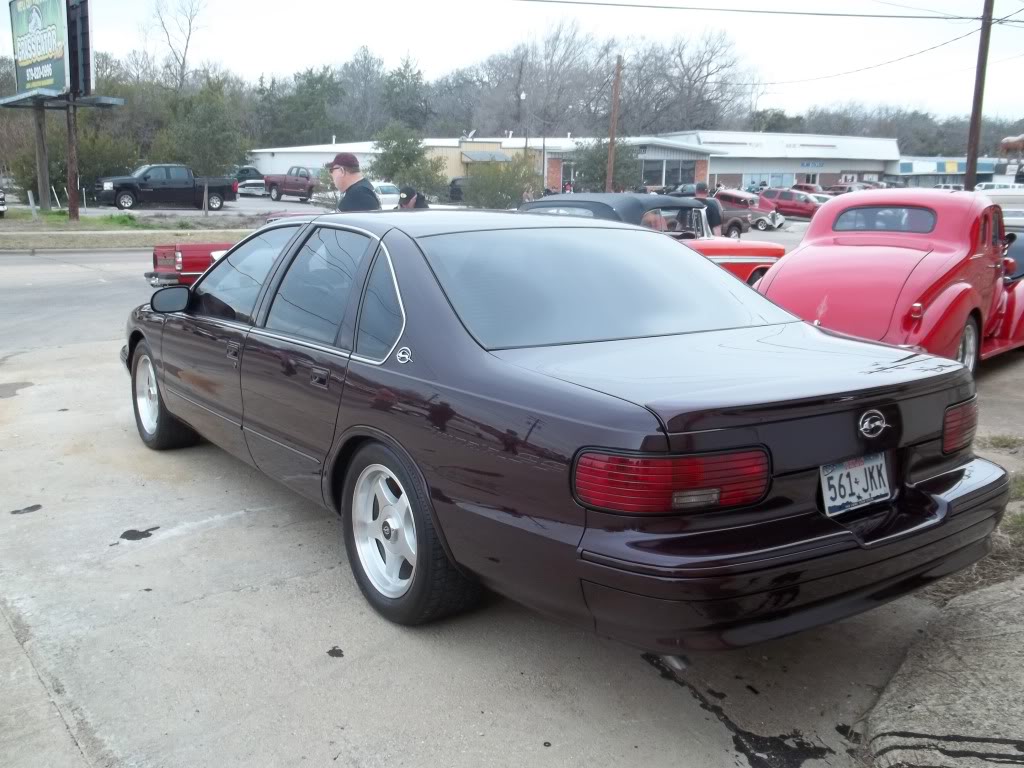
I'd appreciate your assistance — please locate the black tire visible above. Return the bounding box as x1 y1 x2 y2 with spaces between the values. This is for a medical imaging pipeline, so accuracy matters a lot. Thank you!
755 218 769 231
130 341 200 450
207 192 224 211
298 197 309 204
342 442 481 625
269 186 281 202
726 224 742 239
956 316 980 374
116 190 136 210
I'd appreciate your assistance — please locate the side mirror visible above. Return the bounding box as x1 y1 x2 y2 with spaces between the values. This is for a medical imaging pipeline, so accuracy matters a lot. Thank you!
151 285 190 313
1003 256 1017 276
1006 232 1017 246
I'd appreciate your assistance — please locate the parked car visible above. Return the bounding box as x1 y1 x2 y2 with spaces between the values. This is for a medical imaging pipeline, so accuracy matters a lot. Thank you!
144 242 236 287
757 190 1024 373
448 176 469 202
760 188 822 218
374 182 401 208
825 183 868 195
520 193 784 284
233 165 267 197
666 183 697 197
0 188 6 218
810 193 833 205
96 164 239 211
264 166 319 202
716 188 785 231
792 183 824 194
121 210 1008 654
975 182 1024 191
935 184 965 191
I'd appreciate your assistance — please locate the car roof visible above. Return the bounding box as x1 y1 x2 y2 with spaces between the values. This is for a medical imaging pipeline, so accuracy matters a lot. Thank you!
521 193 702 223
270 209 645 239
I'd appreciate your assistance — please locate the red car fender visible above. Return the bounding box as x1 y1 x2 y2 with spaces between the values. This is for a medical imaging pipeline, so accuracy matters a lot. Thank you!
902 281 980 359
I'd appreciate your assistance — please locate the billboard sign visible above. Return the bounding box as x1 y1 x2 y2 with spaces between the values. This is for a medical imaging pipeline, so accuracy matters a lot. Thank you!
8 0 70 94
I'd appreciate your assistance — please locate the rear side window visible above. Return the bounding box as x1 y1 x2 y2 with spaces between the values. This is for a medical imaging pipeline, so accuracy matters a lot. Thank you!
356 254 404 360
168 166 190 181
193 226 298 323
992 209 1002 245
762 189 779 199
833 206 937 233
266 228 372 344
419 228 793 350
528 206 595 218
780 191 794 201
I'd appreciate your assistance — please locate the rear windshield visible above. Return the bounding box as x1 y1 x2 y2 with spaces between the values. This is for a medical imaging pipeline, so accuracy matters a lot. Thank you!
833 206 937 233
418 228 794 349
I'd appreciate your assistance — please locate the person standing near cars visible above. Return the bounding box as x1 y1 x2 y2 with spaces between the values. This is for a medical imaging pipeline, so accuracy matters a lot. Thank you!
328 153 381 212
397 187 429 209
695 181 723 236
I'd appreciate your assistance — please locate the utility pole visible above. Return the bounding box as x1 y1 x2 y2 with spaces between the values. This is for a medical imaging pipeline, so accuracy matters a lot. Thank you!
605 55 623 193
67 97 80 221
965 0 995 191
32 105 52 211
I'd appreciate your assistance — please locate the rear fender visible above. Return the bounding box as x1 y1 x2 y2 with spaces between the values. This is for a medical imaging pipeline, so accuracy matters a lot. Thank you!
904 282 979 359
1000 278 1024 342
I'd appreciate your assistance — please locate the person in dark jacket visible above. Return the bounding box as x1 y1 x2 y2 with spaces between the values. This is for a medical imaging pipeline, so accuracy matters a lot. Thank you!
397 186 429 209
328 153 381 212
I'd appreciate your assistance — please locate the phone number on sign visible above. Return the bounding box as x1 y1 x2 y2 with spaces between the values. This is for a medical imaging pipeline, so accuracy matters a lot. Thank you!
26 63 54 82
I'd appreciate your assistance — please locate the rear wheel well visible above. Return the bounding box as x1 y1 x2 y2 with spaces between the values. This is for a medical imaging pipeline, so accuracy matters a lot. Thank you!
329 436 374 513
969 307 983 336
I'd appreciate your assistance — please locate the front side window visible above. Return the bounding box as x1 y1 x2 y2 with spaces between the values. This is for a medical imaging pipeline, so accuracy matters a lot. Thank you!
833 206 937 233
992 209 1003 245
356 254 404 360
193 226 299 323
641 206 702 236
780 191 795 201
265 227 372 344
762 189 779 199
420 228 793 350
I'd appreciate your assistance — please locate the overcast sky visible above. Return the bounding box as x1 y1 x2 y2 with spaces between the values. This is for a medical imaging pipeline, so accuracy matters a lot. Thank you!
4 0 1023 118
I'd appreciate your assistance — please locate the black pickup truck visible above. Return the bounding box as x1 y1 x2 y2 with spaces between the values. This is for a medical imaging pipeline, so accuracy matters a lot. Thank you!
95 164 239 210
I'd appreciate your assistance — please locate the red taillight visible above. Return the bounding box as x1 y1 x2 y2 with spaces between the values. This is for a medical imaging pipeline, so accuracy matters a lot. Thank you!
943 399 978 454
574 450 769 514
232 180 239 193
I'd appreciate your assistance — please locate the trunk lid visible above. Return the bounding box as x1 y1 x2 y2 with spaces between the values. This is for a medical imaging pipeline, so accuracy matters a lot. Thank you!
493 322 970 473
762 243 931 340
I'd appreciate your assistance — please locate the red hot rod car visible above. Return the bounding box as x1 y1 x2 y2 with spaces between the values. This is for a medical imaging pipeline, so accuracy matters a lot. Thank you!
757 190 1022 372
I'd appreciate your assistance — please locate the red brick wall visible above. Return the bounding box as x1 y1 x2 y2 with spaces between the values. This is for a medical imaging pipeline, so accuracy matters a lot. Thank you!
695 159 709 185
546 158 562 190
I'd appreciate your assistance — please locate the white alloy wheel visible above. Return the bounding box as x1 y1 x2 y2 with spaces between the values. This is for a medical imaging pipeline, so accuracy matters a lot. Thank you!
352 464 417 598
134 354 159 435
957 319 979 374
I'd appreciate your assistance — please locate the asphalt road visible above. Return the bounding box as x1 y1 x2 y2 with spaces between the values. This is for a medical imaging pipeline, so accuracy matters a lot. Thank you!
0 249 1019 768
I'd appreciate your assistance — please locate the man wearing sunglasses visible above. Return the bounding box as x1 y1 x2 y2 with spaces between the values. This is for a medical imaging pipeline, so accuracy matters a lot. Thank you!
327 153 381 212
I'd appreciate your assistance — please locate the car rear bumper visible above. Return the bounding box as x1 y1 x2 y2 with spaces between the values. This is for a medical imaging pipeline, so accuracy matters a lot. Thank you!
578 457 1008 652
144 270 202 287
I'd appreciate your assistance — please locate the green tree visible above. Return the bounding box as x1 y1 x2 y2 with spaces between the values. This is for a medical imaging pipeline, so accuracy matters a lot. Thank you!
383 58 431 131
570 139 641 192
368 122 447 199
463 156 542 209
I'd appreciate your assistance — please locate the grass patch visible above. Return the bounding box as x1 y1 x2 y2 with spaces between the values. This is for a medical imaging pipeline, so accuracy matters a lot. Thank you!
977 434 1024 452
923 472 1024 604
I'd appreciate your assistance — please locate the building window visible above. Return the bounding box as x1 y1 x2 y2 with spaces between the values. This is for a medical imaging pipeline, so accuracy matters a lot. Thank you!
642 160 664 187
803 173 818 184
665 160 696 186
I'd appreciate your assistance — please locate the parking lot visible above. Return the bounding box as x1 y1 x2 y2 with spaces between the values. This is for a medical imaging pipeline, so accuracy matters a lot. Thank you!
1 247 1021 768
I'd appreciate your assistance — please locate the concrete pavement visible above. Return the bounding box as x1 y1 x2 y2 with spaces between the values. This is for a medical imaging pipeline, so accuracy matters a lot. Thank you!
0 249 1020 768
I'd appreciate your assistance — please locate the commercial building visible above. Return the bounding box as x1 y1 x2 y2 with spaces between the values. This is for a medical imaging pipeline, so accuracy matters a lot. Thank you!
895 157 1017 188
661 130 902 190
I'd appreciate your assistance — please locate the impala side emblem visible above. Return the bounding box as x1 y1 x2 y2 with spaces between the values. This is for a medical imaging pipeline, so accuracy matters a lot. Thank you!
858 410 888 439
396 347 413 364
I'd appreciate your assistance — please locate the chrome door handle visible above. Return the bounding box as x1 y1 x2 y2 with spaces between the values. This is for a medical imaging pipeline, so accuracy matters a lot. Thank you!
226 342 240 359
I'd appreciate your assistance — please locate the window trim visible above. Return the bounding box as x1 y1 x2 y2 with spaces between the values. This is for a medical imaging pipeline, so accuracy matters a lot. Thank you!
831 205 938 235
351 246 407 366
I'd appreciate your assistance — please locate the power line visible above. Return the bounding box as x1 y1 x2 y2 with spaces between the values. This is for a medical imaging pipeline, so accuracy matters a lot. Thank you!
508 0 1024 23
715 7 1024 87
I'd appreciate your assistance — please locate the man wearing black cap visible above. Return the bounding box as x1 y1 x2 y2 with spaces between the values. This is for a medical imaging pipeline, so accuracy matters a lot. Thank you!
397 187 429 209
328 153 381 212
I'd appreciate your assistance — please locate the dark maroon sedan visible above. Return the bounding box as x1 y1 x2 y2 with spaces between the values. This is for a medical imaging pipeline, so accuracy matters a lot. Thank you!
121 211 1008 653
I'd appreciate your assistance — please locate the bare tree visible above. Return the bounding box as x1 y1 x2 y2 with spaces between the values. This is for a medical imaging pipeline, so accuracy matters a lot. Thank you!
153 0 204 92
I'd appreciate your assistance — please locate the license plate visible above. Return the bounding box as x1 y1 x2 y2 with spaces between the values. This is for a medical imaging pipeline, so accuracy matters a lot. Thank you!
820 452 890 516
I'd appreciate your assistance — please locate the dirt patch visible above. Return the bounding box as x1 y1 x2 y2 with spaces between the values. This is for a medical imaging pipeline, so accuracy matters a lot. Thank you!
977 434 1024 452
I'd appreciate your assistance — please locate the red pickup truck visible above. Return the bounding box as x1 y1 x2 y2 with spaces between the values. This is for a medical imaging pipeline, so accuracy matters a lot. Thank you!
263 166 319 202
145 242 234 286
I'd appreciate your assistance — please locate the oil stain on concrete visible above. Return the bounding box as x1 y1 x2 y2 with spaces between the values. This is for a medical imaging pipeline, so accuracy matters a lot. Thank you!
0 381 33 398
120 526 160 541
9 504 42 515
